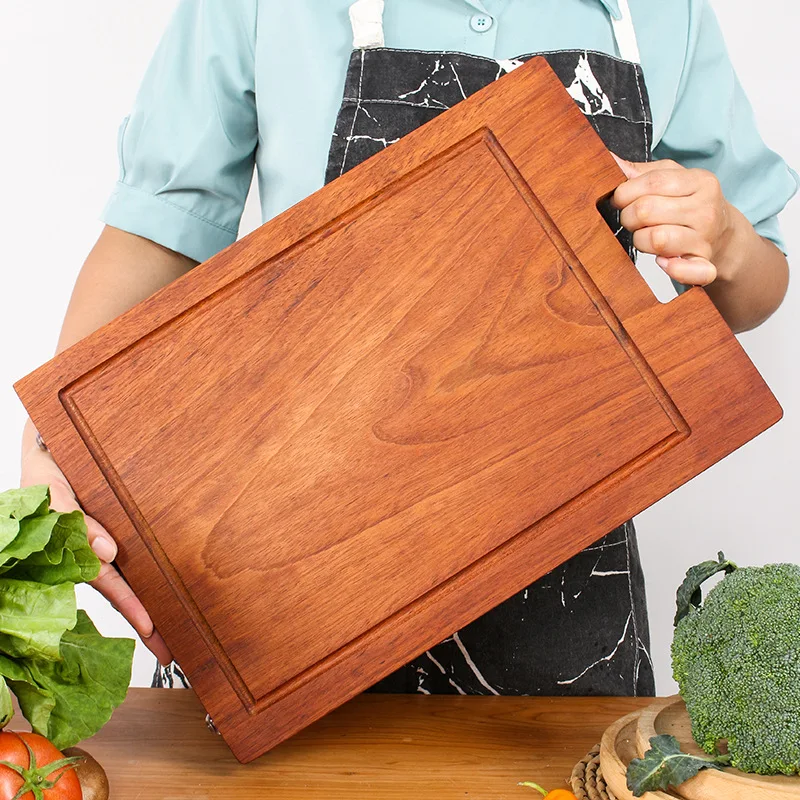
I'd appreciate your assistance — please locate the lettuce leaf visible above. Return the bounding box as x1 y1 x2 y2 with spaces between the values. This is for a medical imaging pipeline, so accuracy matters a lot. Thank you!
4 511 101 585
0 486 101 584
0 653 55 734
0 486 134 747
0 485 51 521
0 578 76 661
3 612 134 749
0 675 12 727
0 514 61 570
0 519 17 553
0 485 51 553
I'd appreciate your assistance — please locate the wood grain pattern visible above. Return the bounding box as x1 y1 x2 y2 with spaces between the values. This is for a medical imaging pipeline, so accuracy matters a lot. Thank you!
635 696 800 800
14 57 782 762
11 691 652 799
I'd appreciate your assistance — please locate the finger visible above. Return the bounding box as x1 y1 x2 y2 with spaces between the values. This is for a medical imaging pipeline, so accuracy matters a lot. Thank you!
142 628 174 666
47 482 118 563
611 153 683 180
656 255 717 287
612 166 700 210
611 153 683 181
91 564 174 664
633 225 713 261
616 157 683 175
82 516 118 563
611 153 642 180
91 562 154 640
619 194 706 233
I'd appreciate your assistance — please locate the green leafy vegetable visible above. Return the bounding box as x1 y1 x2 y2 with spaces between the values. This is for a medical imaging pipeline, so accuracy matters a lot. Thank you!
0 677 12 728
0 653 56 735
3 511 101 586
0 485 134 748
0 515 61 570
0 520 17 554
4 612 134 749
0 486 50 521
0 485 50 556
626 734 731 796
0 579 76 661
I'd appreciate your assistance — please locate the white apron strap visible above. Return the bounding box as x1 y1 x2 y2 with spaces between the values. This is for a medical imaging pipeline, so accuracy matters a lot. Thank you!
349 0 385 50
611 0 641 64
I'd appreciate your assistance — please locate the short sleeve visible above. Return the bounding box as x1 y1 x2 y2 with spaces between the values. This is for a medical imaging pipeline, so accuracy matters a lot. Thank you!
652 0 798 292
101 0 258 263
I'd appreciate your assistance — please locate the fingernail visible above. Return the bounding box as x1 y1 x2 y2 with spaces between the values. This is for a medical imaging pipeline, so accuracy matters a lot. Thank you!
656 256 669 268
611 152 638 178
92 537 118 562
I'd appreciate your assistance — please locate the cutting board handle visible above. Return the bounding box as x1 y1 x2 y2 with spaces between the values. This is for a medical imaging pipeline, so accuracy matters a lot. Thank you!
488 56 682 322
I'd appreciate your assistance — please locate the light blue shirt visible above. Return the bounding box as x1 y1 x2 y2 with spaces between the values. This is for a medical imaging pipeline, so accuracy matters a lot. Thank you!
102 0 798 265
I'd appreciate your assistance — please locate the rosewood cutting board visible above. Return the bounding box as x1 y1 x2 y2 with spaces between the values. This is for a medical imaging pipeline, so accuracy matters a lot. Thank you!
15 57 781 763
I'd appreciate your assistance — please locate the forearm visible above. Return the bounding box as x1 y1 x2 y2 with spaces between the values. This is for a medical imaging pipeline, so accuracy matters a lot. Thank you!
706 204 789 334
21 225 196 457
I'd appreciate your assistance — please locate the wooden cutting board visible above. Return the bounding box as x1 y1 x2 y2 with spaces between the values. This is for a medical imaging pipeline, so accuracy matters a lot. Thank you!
14 57 781 763
636 697 800 800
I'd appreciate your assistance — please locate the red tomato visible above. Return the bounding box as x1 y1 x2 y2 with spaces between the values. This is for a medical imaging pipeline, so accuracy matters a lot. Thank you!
0 731 82 800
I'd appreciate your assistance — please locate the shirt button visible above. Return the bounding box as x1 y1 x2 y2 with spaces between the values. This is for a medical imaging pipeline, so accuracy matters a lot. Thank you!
469 14 494 33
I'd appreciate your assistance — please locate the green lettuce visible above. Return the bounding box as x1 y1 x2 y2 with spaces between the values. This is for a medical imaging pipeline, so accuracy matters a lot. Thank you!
0 514 62 570
0 486 51 521
2 612 135 749
0 676 12 728
0 485 135 747
0 578 76 661
0 485 50 554
4 510 101 585
0 653 53 734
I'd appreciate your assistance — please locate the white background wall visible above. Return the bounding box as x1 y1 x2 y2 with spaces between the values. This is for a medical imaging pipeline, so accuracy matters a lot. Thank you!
0 1 797 692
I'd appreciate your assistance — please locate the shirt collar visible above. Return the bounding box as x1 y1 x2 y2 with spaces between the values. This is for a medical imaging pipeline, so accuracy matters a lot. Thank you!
460 0 622 21
597 0 622 20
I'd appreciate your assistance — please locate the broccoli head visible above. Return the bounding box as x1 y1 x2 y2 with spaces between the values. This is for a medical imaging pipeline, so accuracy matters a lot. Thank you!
671 554 800 776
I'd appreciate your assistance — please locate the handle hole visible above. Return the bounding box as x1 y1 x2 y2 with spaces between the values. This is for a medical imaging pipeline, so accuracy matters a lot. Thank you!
636 252 683 304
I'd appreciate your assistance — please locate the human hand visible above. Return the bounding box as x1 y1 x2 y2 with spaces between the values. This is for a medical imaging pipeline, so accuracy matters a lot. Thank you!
21 445 173 665
611 154 737 287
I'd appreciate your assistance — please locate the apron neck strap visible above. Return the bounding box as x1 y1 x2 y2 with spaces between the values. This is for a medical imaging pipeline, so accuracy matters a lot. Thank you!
350 0 385 50
610 0 641 64
348 0 641 65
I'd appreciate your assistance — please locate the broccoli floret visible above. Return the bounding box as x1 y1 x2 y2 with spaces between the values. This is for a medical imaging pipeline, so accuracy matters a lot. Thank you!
671 560 800 776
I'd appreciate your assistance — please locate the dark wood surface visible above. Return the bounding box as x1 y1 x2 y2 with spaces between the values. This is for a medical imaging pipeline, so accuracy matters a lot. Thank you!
42 690 651 799
14 57 781 762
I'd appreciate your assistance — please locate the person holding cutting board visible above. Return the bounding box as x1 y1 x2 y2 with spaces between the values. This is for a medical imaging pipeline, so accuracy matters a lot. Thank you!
19 0 797 697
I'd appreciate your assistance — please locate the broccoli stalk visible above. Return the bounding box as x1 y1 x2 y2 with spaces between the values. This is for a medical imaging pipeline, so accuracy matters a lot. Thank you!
671 554 800 776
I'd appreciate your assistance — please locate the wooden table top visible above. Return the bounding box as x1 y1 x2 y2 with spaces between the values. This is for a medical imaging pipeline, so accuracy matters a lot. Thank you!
62 690 652 799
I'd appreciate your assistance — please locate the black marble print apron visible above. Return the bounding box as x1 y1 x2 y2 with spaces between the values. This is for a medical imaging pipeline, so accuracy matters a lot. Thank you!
323 43 656 696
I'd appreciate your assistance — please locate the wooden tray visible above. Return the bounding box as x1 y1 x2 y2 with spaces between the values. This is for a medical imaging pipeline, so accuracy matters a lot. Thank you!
600 710 678 800
14 57 782 762
636 696 800 800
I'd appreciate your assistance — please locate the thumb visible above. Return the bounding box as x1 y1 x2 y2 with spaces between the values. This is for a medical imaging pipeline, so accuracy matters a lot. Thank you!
611 152 642 180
